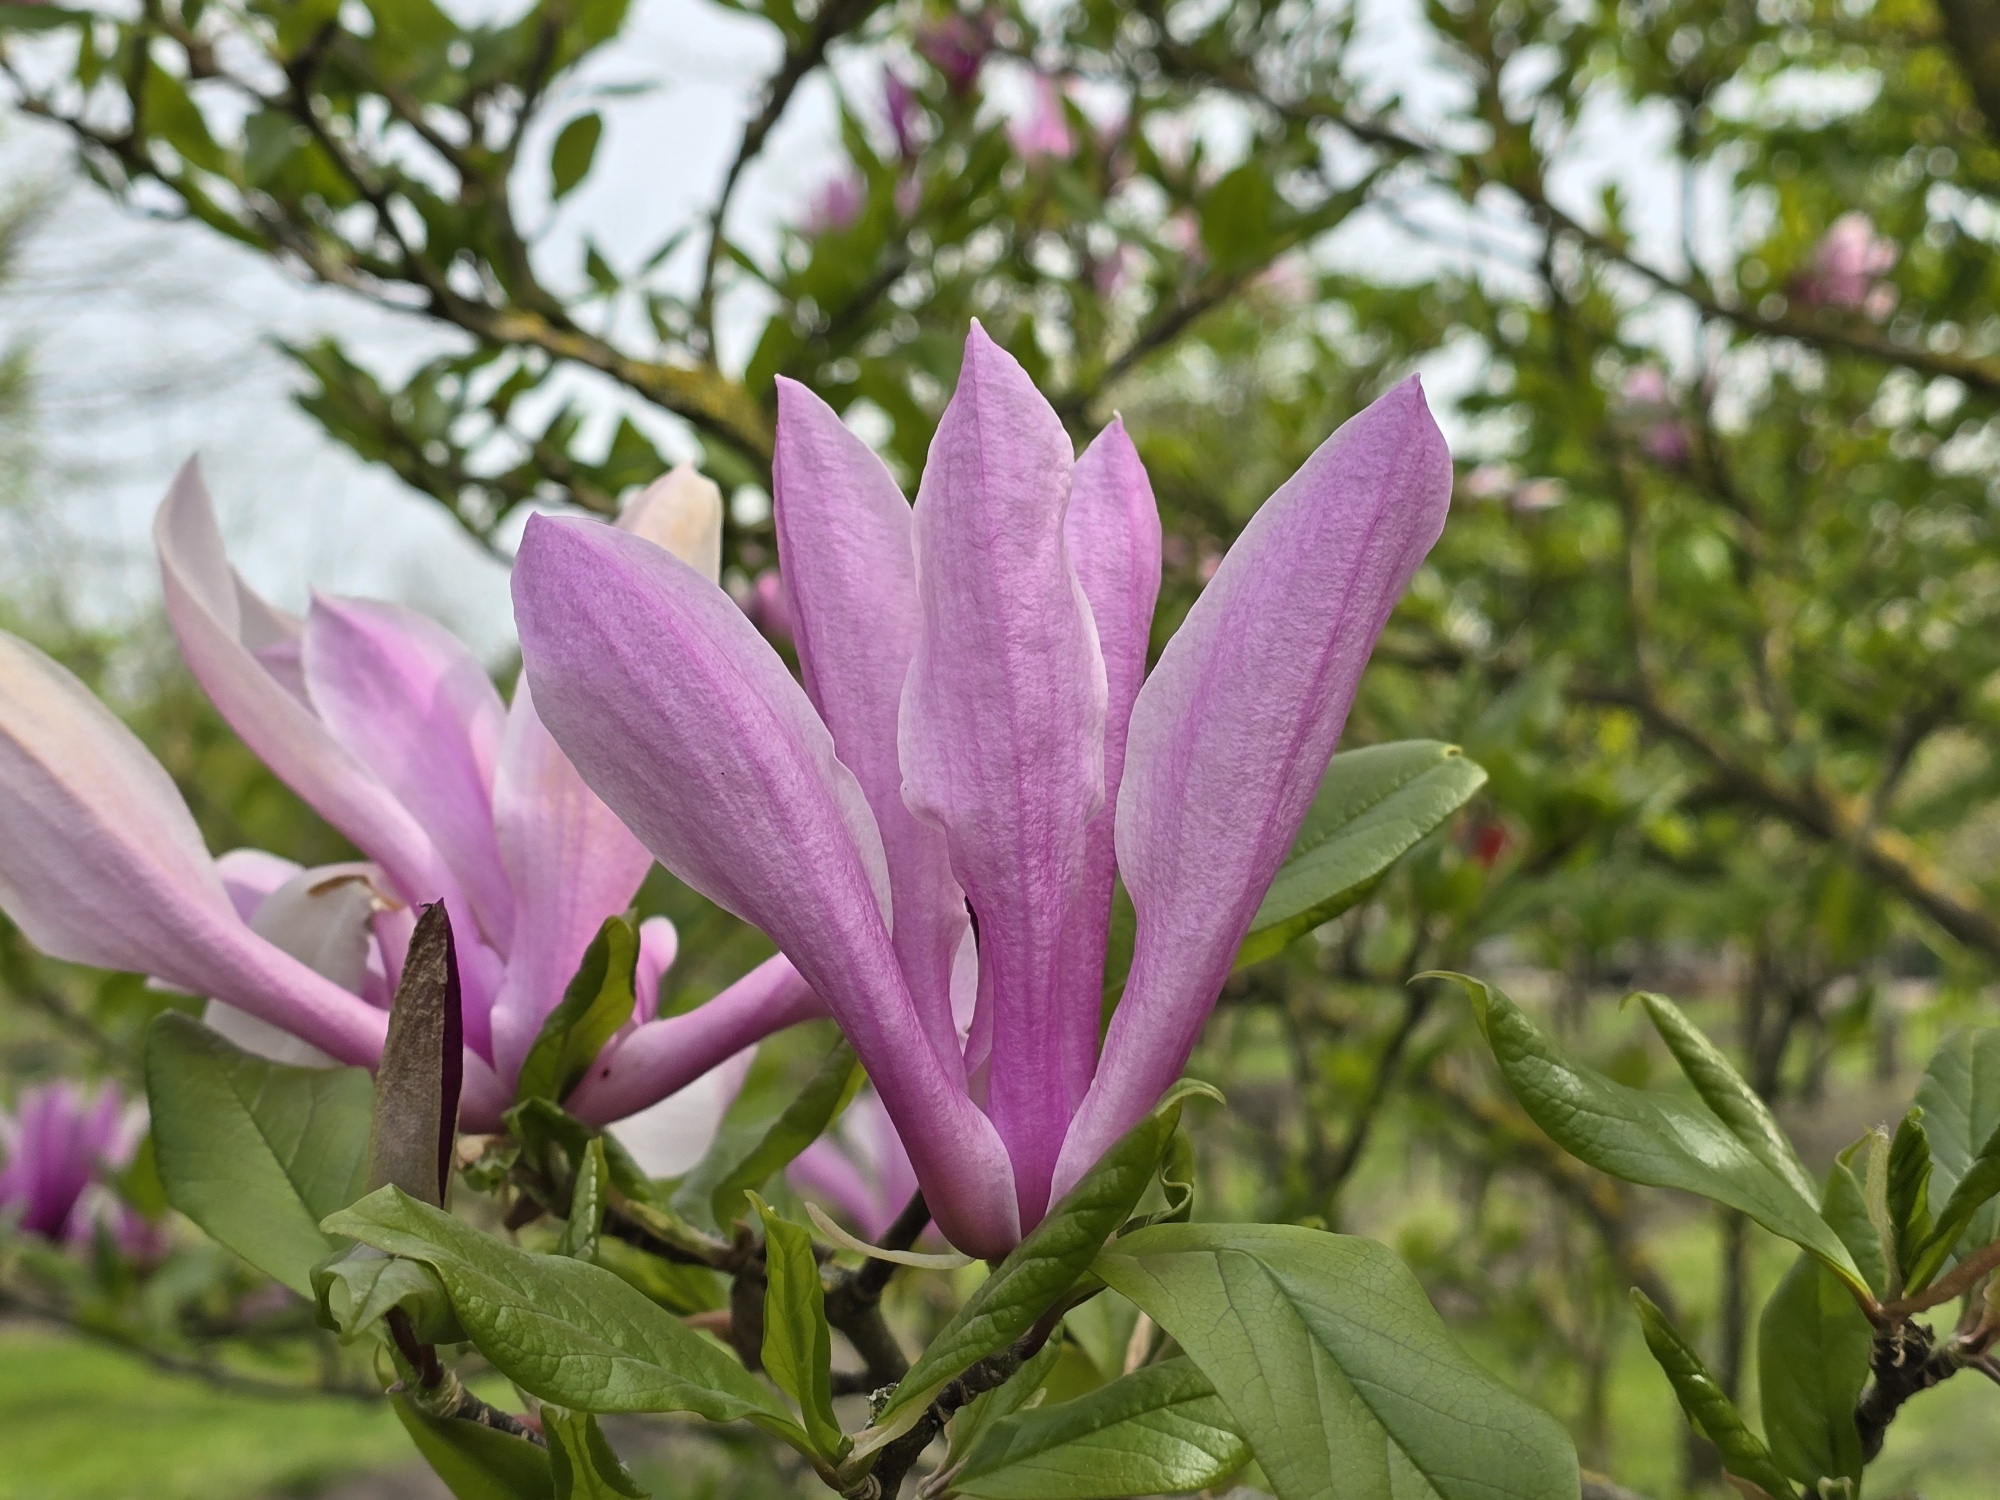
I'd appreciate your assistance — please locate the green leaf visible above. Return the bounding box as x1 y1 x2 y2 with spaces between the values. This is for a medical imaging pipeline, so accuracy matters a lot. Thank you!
550 112 604 201
559 1139 609 1261
368 902 462 1206
0 5 93 31
1632 1290 1798 1500
752 1195 846 1462
516 917 639 1106
314 1249 464 1345
956 1357 1249 1499
1235 742 1486 969
1634 993 1818 1203
542 1408 648 1499
1822 1155 1887 1296
393 1396 553 1500
1448 975 1863 1290
505 1098 656 1209
1095 1224 1576 1500
1199 161 1277 272
707 1040 861 1231
1757 1246 1868 1492
857 1082 1207 1456
325 1187 806 1443
1886 1107 1934 1284
1909 1028 2000 1286
946 1335 1066 1468
145 1010 373 1295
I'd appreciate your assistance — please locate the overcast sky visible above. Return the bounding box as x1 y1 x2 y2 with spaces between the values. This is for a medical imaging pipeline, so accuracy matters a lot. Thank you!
2 0 1703 663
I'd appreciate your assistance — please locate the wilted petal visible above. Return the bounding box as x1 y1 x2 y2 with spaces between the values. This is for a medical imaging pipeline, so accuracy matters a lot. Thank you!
633 915 678 1025
1055 377 1452 1197
619 464 724 583
774 377 967 1080
303 595 513 947
567 954 826 1123
154 463 443 906
0 629 387 1065
487 680 654 1088
1054 417 1161 1114
515 519 1020 1254
899 324 1106 1221
606 1047 755 1178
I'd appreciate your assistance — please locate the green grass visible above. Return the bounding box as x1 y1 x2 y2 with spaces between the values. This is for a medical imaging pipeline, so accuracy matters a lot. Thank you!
0 1326 412 1500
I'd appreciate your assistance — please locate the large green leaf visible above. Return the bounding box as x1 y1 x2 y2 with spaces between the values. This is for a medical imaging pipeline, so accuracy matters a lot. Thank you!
1757 1248 1868 1492
392 1397 553 1500
1632 1291 1798 1500
956 1357 1249 1500
753 1195 845 1462
1236 741 1487 968
145 1011 373 1295
542 1408 648 1499
855 1082 1206 1457
516 916 639 1106
1910 1027 2000 1282
315 1249 464 1346
1094 1224 1576 1500
1451 976 1862 1290
325 1187 805 1443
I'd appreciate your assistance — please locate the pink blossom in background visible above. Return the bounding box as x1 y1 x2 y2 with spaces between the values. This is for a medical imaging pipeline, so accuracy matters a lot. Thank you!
733 567 794 646
513 326 1452 1254
1794 211 1898 317
1620 366 1691 467
884 70 921 160
1091 242 1140 298
804 173 866 237
0 1081 156 1255
916 12 993 94
1010 74 1075 162
787 1090 919 1241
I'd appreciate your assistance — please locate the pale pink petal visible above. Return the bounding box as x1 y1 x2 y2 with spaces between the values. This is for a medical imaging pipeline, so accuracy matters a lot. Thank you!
618 464 724 583
0 630 386 1065
302 594 513 948
605 1047 755 1179
773 378 967 1081
215 847 300 922
1054 376 1452 1196
154 463 444 907
899 323 1106 1222
567 954 827 1123
513 519 1020 1254
634 915 678 1024
487 679 654 1089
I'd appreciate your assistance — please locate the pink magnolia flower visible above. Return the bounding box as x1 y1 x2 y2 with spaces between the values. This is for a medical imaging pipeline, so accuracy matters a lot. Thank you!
1620 366 1691 467
804 173 865 237
916 12 993 94
735 567 793 645
513 326 1450 1255
1794 211 1898 317
0 466 820 1164
787 1089 918 1242
884 70 921 160
0 1081 156 1255
1010 74 1075 163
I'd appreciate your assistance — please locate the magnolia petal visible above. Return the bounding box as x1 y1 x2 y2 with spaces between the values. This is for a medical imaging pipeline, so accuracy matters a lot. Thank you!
634 915 678 1025
516 512 1021 1256
618 464 724 583
1054 416 1162 1135
202 1001 337 1068
773 377 966 1081
1055 376 1452 1196
303 594 514 948
215 848 300 922
790 1146 890 1240
0 629 386 1065
460 1050 511 1134
487 679 655 1088
154 462 443 906
899 323 1106 1222
605 1046 756 1179
565 954 827 1123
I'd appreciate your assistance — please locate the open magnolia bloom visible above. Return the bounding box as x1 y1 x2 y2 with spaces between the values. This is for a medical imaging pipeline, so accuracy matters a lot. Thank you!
0 467 822 1164
515 325 1451 1255
0 1080 156 1255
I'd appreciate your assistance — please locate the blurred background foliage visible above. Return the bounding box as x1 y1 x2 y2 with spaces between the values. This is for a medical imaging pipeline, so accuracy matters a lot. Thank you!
2 0 1999 1494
